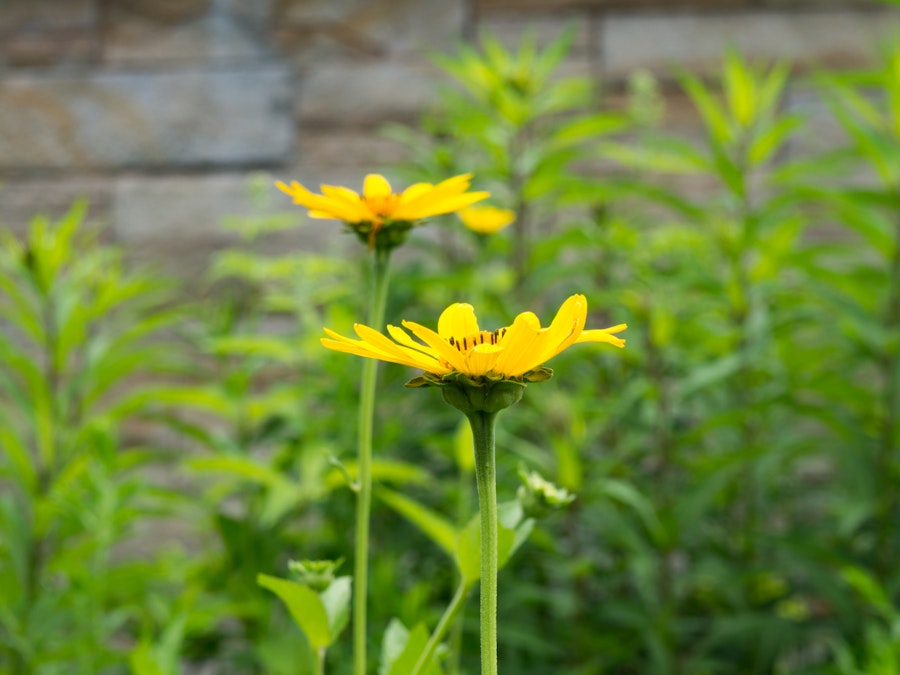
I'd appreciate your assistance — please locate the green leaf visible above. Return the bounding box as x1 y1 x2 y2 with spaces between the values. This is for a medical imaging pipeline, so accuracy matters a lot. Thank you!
324 459 431 490
387 621 439 675
454 512 517 584
380 619 410 675
748 114 803 166
679 69 732 145
841 567 894 619
599 479 667 547
257 574 331 649
724 49 756 127
320 576 352 642
376 486 459 557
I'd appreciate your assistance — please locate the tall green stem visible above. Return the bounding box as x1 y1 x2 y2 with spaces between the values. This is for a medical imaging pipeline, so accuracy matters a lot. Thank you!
313 647 326 675
410 581 473 675
354 247 392 675
468 410 499 675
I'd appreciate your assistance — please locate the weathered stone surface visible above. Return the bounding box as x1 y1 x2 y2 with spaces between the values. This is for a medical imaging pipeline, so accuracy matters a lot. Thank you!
0 176 114 236
0 66 291 171
273 0 466 66
0 0 98 30
476 0 752 10
0 0 99 66
600 10 900 77
103 0 272 65
112 172 354 275
478 11 595 56
296 60 440 126
297 131 408 172
783 86 850 156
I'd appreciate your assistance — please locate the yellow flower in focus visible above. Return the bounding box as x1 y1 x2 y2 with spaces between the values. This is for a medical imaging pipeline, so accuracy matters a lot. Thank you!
459 206 515 235
321 294 625 383
276 173 489 249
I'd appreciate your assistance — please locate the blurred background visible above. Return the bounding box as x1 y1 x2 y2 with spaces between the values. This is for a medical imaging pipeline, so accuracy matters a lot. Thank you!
1 0 898 272
4 2 900 674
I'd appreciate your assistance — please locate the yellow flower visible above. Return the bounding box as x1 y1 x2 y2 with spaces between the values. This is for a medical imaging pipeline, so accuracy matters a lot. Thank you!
321 294 625 383
276 173 489 249
459 206 516 235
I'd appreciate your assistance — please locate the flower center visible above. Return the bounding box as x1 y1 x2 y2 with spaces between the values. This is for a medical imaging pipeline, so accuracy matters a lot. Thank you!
362 194 400 218
448 328 507 352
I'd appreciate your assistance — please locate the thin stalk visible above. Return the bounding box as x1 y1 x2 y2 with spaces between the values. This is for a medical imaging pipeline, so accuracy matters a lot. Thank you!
875 201 900 579
313 647 326 675
448 463 474 674
353 247 392 675
468 410 499 675
410 581 473 675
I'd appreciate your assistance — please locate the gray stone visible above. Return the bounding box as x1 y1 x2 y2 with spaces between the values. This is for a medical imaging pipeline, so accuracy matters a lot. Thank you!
112 172 362 276
103 0 273 65
600 9 900 77
273 0 466 66
0 0 98 31
477 12 595 57
296 60 440 126
0 65 292 170
0 0 99 66
0 177 114 237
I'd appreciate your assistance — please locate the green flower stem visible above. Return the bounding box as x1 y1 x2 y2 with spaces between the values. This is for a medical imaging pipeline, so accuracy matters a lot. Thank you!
468 410 500 675
313 647 326 675
354 247 392 675
410 580 473 675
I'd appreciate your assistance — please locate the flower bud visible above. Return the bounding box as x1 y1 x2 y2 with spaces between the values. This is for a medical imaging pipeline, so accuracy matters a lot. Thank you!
516 465 575 519
288 558 343 593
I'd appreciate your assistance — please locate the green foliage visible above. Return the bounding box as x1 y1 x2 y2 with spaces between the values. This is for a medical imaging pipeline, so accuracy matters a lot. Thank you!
0 203 181 673
5 30 900 675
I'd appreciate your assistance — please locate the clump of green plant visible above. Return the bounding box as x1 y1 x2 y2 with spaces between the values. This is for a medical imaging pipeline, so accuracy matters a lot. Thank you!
0 202 182 673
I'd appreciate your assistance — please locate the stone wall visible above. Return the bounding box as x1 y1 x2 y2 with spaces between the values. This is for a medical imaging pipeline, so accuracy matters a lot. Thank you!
0 0 897 274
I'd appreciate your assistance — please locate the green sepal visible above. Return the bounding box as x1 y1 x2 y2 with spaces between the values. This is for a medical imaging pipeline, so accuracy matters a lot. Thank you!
349 219 416 252
441 377 525 415
523 366 554 382
405 373 441 388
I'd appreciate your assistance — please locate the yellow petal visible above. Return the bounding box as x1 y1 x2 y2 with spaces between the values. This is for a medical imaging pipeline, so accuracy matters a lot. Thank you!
493 311 543 376
387 325 439 358
576 325 628 348
464 343 503 377
437 303 480 340
322 327 437 372
393 191 490 221
459 206 515 234
398 182 436 204
401 320 468 373
363 174 393 200
353 324 443 371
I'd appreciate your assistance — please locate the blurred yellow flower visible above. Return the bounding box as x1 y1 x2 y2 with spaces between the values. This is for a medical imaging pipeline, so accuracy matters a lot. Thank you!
459 206 516 234
276 173 489 248
322 294 625 382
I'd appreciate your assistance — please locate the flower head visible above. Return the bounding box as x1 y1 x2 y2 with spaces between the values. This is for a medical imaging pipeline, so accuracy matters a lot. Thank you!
459 206 516 235
322 294 625 411
517 465 576 519
288 558 344 593
276 173 489 250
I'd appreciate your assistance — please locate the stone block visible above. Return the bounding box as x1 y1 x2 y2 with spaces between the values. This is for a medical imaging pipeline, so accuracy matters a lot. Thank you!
0 177 114 237
0 0 99 66
600 9 900 78
112 173 353 277
296 60 440 127
0 65 292 171
273 0 465 66
103 0 273 65
297 131 408 172
476 11 595 56
475 0 752 10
